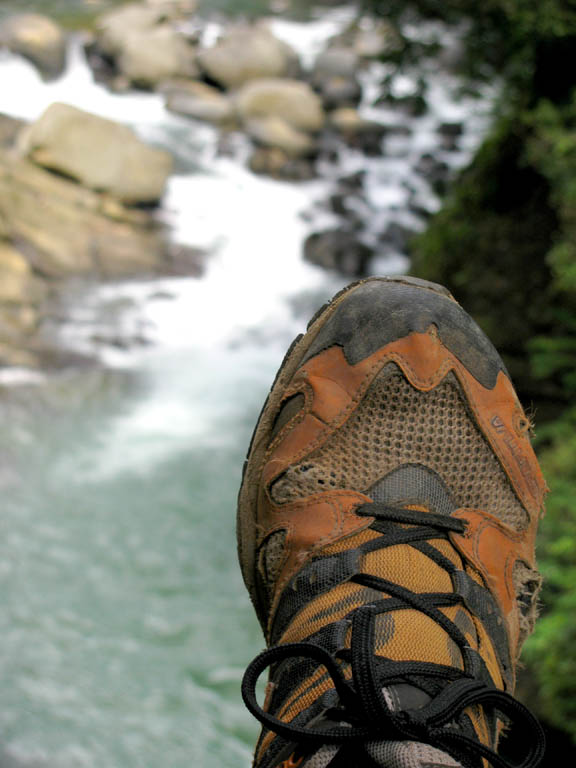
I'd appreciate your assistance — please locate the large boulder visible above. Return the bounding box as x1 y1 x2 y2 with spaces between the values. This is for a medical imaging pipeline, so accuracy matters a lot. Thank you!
197 26 299 90
93 4 198 87
163 80 235 125
235 78 325 133
117 25 198 87
0 14 67 79
0 150 168 279
95 3 163 58
20 103 173 205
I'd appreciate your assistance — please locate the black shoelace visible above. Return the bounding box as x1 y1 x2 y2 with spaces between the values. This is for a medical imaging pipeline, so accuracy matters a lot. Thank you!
242 503 546 768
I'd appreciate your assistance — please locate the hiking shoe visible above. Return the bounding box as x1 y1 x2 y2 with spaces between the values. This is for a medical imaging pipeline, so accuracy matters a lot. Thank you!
237 277 547 768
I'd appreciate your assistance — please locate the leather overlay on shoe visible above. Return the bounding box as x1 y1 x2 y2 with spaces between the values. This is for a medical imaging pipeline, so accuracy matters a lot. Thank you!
238 277 547 768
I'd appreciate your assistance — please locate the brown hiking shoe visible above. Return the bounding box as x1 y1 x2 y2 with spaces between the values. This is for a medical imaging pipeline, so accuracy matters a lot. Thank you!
237 277 547 768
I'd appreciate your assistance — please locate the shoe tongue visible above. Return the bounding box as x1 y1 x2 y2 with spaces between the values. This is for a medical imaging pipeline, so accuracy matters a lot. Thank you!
336 467 462 768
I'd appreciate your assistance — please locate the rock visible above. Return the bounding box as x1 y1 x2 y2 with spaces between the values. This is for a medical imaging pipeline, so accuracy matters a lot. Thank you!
0 242 44 303
438 121 463 138
328 108 386 155
249 147 315 181
414 152 450 195
246 116 315 156
117 26 198 87
339 170 365 191
351 21 402 59
303 229 372 276
312 47 361 109
329 107 365 131
93 4 199 87
236 78 325 133
0 303 39 344
317 76 361 109
20 103 173 205
0 14 67 79
378 91 428 117
313 47 359 80
197 26 299 90
0 114 26 148
163 80 235 125
95 3 163 58
438 121 463 151
0 148 168 279
379 222 416 253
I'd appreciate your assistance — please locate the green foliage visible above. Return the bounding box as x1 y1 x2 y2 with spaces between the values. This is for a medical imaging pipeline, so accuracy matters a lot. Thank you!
523 409 576 738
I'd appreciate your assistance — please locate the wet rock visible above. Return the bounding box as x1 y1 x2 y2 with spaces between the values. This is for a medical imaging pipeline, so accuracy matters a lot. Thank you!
163 80 235 125
379 222 416 253
328 108 386 155
414 152 450 195
246 116 316 156
339 170 365 191
0 14 67 79
317 76 362 109
438 121 463 151
197 26 299 90
117 26 198 87
236 78 325 133
327 192 363 226
249 147 315 181
378 91 428 117
303 229 372 276
20 103 173 205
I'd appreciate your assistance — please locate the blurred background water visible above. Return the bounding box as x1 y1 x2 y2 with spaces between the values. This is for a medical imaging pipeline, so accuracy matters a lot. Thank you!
0 1 501 766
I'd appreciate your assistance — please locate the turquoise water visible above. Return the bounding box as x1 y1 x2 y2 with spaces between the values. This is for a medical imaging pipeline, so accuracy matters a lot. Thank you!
0 350 277 767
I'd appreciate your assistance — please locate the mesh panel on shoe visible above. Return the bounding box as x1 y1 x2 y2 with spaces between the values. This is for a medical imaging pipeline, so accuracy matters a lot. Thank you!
301 745 339 768
365 740 462 768
258 530 288 585
270 369 528 530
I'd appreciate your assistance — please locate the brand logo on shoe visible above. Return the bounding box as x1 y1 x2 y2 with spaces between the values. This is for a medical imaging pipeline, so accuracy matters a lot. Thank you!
490 415 540 504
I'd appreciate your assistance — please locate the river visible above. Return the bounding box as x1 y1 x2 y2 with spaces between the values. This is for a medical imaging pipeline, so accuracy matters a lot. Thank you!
0 3 494 766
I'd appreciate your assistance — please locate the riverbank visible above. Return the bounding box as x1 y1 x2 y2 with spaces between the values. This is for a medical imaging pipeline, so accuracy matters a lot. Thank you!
0 0 494 376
